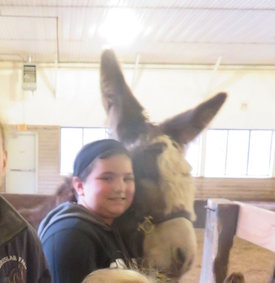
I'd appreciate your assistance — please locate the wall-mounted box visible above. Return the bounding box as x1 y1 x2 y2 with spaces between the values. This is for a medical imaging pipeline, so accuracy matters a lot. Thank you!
22 64 37 91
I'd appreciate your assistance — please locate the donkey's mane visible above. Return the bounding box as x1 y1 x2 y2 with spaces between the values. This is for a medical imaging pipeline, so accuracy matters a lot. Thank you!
156 135 195 219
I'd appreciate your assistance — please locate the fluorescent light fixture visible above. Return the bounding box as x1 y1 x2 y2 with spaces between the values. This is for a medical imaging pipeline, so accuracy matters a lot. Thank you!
98 9 142 47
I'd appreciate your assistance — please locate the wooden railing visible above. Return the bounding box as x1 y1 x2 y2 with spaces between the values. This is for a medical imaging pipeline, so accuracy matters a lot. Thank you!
200 199 275 283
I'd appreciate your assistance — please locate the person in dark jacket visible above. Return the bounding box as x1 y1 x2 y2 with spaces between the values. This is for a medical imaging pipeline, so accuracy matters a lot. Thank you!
0 122 52 283
38 139 136 283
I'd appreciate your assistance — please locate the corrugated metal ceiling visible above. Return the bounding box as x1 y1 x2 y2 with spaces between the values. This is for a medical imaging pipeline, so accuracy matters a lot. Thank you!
0 0 275 65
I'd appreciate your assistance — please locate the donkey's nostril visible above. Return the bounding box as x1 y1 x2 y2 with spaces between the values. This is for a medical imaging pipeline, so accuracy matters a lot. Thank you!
176 248 185 264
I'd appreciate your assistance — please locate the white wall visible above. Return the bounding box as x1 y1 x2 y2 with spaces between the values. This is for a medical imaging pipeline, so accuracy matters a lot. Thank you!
0 63 275 129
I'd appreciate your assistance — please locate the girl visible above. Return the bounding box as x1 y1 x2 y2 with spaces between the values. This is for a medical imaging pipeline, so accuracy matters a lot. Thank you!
38 139 135 283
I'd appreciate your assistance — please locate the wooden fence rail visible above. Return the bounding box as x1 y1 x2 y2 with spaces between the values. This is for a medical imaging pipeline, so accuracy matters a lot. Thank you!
200 199 275 283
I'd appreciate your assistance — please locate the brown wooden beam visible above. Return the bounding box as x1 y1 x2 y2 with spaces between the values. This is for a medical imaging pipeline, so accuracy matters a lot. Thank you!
200 199 239 283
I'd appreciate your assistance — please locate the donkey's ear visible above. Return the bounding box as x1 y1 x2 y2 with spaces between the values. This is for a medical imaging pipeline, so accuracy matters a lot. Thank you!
159 92 227 144
100 49 147 143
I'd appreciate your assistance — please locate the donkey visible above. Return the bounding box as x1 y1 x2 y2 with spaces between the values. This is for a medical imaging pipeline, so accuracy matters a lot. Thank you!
100 49 227 281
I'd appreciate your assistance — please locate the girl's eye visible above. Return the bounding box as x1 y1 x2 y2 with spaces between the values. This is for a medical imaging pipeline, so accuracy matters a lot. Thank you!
99 176 113 181
124 176 135 183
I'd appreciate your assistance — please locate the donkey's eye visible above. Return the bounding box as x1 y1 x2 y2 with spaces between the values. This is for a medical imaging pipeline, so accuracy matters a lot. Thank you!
172 141 179 148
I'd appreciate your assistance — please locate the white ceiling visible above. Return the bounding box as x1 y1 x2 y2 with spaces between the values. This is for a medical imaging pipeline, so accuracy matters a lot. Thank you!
0 0 275 65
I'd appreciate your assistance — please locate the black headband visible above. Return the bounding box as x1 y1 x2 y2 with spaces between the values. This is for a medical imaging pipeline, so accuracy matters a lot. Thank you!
73 139 129 177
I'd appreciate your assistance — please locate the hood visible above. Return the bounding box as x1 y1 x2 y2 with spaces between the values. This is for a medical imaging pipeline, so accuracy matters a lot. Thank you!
38 201 111 239
0 195 27 246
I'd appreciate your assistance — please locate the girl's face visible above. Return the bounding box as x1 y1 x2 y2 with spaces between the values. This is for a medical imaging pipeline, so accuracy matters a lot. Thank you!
75 154 135 224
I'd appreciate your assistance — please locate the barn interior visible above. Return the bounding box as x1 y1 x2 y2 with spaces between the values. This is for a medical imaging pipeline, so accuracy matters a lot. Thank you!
0 1 274 283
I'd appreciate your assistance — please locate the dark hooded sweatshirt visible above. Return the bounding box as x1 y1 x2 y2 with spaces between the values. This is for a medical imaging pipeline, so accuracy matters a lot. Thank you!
38 201 131 283
0 195 52 283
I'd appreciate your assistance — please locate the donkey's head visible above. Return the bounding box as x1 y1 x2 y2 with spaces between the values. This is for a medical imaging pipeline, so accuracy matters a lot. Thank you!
100 49 227 279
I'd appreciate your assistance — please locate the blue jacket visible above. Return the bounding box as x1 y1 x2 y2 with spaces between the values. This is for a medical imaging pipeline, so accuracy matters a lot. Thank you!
38 202 131 283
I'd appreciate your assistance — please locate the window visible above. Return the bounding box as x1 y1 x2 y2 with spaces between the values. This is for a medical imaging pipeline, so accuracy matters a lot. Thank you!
60 127 108 175
204 130 227 177
185 136 201 176
60 127 274 178
248 130 273 176
226 130 249 176
204 129 274 177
